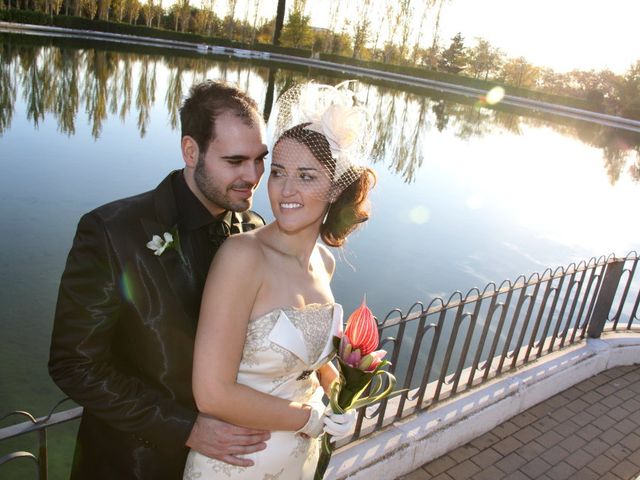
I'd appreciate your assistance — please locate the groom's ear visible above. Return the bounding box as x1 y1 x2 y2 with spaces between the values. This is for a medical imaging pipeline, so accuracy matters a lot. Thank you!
181 136 200 168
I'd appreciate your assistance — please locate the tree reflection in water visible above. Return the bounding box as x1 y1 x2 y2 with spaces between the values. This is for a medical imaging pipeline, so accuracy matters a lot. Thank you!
1 33 639 184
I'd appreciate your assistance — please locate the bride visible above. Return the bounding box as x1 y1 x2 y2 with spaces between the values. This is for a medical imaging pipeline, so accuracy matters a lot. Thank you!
184 82 376 479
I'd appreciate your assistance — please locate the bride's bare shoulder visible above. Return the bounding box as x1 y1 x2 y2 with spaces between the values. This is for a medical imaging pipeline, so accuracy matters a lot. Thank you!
215 230 265 265
250 224 288 259
317 243 336 276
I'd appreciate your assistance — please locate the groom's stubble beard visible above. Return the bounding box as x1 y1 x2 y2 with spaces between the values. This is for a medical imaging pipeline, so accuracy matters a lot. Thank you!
194 154 255 212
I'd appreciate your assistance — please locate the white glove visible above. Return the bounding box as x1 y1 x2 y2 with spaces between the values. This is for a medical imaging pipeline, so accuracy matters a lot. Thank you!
296 401 326 438
323 408 356 439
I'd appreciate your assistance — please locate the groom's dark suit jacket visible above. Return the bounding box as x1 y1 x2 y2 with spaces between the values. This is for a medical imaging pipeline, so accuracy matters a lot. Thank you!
49 171 265 479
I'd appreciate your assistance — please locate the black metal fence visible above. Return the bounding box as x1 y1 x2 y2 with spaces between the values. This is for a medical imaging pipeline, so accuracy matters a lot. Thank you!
2 252 639 478
348 251 639 439
0 399 81 480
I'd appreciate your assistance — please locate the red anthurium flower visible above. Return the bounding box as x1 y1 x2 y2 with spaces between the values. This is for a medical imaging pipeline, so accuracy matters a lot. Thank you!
344 296 379 357
317 295 398 480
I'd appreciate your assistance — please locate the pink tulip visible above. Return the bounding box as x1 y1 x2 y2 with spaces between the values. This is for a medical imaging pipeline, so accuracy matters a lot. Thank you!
346 349 362 368
361 349 387 371
344 296 379 357
339 334 352 359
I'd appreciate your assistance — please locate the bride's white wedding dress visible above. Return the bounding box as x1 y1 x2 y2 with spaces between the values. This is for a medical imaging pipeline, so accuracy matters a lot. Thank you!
184 303 343 480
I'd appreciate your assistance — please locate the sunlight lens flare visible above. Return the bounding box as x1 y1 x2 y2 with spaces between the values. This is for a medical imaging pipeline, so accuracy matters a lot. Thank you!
466 195 485 209
120 271 135 304
409 206 431 224
485 87 505 105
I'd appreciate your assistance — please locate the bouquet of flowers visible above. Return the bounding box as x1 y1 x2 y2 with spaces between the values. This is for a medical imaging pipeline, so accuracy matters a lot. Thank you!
314 297 397 480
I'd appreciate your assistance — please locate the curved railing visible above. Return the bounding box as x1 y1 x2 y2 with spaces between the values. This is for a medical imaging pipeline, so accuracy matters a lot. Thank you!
0 398 82 479
347 252 639 440
1 252 638 479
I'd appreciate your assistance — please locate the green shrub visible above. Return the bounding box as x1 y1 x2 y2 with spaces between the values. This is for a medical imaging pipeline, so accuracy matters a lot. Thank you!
0 8 53 25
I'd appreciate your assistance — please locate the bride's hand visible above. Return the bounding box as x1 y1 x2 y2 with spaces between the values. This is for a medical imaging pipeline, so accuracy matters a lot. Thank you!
323 408 356 440
295 403 325 438
295 404 356 440
186 413 271 467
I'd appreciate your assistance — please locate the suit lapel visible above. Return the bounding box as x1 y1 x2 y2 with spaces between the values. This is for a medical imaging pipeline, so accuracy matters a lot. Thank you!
140 172 201 321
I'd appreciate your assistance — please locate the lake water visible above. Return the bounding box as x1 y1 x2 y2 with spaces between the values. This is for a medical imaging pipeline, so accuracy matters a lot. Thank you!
1 31 639 475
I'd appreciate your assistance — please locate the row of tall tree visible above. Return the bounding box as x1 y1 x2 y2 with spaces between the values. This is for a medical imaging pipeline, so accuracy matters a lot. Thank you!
2 38 638 185
2 0 640 119
424 33 640 120
276 0 640 120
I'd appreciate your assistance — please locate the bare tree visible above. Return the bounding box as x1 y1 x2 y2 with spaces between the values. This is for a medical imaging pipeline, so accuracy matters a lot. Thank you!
125 0 141 24
96 0 110 20
427 0 451 68
156 0 162 28
201 0 216 36
173 0 190 32
326 0 341 53
251 0 262 45
352 0 372 59
411 0 436 63
141 0 155 26
226 0 238 39
43 0 63 16
241 0 251 43
367 0 385 56
81 0 97 19
395 0 411 62
110 0 126 22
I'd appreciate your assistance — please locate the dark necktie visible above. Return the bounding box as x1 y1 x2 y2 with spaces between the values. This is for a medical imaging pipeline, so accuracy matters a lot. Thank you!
208 220 231 250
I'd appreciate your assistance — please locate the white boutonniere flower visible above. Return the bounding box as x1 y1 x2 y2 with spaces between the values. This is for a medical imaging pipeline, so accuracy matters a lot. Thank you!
146 232 174 256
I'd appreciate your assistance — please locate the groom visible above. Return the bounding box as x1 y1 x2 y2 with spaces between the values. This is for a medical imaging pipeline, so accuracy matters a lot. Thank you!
49 80 270 479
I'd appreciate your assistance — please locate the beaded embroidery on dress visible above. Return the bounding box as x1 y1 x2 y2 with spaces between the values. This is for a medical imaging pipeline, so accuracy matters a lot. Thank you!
184 303 343 480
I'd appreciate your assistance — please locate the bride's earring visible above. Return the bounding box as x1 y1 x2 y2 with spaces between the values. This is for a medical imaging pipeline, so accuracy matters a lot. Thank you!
322 205 331 225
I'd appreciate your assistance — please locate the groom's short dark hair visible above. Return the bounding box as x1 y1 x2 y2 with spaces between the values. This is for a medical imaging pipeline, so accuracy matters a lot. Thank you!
180 80 261 153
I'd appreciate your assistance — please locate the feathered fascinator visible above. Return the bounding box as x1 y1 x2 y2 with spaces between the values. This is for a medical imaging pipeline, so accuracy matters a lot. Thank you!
269 81 373 200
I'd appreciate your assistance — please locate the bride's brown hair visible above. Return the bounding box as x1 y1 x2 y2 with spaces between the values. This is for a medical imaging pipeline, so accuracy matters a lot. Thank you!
320 167 376 247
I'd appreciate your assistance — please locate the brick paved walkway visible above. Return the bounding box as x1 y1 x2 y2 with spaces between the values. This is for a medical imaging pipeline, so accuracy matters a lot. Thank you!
400 365 640 480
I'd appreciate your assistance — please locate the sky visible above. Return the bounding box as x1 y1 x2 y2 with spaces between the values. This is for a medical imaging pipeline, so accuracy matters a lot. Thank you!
195 0 640 74
434 0 640 74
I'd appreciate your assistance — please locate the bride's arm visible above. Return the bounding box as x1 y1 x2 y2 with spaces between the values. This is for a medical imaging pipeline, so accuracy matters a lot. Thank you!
315 244 339 395
192 234 311 432
317 362 338 395
316 244 339 394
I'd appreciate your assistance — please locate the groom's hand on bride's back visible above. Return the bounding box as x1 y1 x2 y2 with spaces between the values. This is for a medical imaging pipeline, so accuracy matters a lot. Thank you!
186 413 270 467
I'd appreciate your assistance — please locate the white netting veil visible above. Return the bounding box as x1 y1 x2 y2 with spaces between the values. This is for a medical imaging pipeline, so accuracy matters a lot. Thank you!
268 81 372 201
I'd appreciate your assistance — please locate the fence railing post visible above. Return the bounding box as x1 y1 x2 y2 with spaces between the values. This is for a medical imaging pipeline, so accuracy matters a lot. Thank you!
587 259 625 338
38 428 47 480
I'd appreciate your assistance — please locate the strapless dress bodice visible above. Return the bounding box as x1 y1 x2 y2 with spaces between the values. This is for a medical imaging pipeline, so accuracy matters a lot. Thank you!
184 303 343 480
237 303 342 398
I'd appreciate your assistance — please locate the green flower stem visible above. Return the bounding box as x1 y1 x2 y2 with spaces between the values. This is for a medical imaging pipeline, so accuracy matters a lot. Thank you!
314 434 335 480
314 358 397 479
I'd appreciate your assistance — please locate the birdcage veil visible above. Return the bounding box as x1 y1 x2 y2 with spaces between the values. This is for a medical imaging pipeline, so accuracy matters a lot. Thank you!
268 81 373 201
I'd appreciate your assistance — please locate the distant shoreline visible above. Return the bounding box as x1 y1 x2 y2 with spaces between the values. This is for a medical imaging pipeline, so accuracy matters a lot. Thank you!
2 21 639 133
